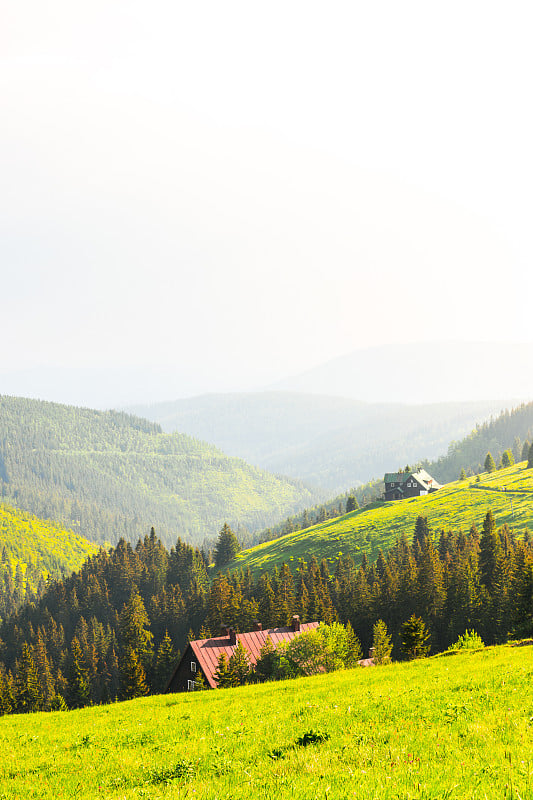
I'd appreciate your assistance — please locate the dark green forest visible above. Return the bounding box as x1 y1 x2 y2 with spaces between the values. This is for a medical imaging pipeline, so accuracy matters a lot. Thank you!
1 508 531 715
0 396 319 549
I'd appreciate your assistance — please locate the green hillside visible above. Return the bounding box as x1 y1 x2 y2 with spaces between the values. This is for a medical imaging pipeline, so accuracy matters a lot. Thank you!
0 396 321 548
0 501 97 621
229 461 533 575
0 642 531 799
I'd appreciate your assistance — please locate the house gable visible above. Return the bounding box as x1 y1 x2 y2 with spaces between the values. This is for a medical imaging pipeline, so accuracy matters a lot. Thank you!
166 619 320 692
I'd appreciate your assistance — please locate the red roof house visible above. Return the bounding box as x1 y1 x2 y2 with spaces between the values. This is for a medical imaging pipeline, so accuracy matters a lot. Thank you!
166 616 319 692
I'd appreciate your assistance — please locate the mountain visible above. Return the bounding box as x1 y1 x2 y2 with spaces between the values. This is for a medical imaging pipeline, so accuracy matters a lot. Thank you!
227 460 533 576
0 396 321 549
271 341 533 404
128 392 507 492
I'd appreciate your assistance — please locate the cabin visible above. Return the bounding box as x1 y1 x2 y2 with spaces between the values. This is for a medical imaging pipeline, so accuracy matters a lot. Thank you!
384 469 441 501
166 616 319 692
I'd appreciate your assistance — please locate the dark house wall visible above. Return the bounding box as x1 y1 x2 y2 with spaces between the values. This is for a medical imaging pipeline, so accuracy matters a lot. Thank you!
166 644 209 692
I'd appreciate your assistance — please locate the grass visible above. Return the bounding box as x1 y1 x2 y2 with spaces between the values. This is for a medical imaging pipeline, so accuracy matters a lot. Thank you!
228 462 533 576
0 641 532 798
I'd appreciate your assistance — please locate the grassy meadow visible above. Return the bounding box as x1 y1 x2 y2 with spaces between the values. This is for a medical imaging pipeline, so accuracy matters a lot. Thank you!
229 462 533 576
0 641 531 799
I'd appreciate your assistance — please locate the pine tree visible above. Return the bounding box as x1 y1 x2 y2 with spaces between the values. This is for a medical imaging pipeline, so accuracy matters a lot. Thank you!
501 450 514 468
528 443 533 470
214 524 241 568
119 645 149 699
120 589 154 674
66 637 91 709
372 619 392 665
400 615 431 659
484 452 497 473
0 665 14 716
346 495 359 513
14 644 42 713
226 640 252 686
213 653 230 688
459 468 467 481
521 440 530 462
152 631 176 693
479 510 501 596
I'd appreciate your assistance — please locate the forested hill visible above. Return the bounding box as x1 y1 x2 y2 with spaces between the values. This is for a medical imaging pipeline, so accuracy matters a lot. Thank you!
426 402 533 483
0 502 97 623
0 396 320 548
129 392 506 492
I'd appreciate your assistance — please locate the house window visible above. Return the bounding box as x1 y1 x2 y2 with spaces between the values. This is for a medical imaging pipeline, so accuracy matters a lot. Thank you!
190 661 196 672
187 680 196 691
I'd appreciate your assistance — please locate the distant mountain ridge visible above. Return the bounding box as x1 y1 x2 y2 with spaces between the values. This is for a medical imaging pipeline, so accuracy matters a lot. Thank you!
271 341 533 404
129 392 508 492
0 396 321 549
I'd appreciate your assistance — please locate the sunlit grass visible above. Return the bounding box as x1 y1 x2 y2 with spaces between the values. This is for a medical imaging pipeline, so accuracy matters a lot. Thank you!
0 642 532 798
229 462 533 575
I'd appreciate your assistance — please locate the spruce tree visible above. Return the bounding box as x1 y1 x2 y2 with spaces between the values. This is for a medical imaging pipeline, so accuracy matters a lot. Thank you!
372 619 392 665
66 637 91 709
213 653 230 687
484 452 497 473
528 443 533 470
226 640 252 686
521 440 530 462
152 631 176 693
14 644 42 713
214 524 241 567
0 665 14 716
501 450 514 468
120 589 154 675
400 615 431 659
346 495 359 513
120 645 149 699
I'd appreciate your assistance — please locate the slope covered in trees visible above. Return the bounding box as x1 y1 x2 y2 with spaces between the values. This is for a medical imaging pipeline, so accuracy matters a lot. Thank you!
0 396 320 548
0 505 531 715
0 502 97 623
129 392 505 492
426 402 533 482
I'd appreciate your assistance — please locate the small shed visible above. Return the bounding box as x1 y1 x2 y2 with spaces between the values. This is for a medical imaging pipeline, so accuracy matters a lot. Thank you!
166 616 319 692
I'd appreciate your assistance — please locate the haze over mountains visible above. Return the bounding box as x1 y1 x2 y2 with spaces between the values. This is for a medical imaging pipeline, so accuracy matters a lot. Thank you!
130 393 507 493
1 342 531 409
271 341 533 404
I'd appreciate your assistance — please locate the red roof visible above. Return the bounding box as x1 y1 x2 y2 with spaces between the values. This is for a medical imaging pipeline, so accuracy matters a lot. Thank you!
189 622 320 688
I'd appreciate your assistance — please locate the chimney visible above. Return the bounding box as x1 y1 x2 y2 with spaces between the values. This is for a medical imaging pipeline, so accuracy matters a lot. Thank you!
291 615 301 632
254 621 263 631
229 628 237 645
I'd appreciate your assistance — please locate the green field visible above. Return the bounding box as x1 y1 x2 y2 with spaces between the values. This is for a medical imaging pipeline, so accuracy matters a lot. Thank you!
0 642 531 798
229 462 533 575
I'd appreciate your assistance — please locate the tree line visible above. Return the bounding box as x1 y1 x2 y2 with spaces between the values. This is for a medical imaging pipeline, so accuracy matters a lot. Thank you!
0 508 531 715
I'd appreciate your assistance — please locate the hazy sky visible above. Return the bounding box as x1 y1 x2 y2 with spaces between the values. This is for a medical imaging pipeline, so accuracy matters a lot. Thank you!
2 1 532 400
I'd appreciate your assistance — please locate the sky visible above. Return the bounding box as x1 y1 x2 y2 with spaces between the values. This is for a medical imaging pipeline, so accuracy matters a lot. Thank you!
1 1 532 404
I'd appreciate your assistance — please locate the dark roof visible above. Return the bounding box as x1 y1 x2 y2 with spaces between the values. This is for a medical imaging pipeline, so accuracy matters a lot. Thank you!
384 469 441 491
176 622 320 689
